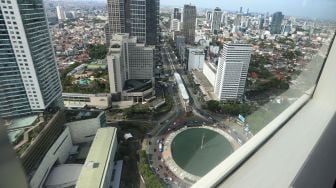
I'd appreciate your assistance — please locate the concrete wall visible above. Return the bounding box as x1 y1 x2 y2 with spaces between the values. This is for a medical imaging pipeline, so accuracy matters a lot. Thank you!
112 100 134 109
102 130 118 188
203 62 216 87
30 127 73 188
188 52 205 71
63 93 111 109
65 112 106 144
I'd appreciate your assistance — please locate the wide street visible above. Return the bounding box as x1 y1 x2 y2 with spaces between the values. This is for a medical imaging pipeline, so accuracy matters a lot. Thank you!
140 42 252 187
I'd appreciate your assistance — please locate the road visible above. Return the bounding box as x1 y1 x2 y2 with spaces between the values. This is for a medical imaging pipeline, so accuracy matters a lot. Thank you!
143 42 251 187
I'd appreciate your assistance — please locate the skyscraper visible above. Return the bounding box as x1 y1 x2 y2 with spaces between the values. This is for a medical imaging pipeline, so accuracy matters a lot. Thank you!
170 19 181 32
206 10 212 22
0 0 62 118
129 0 146 43
106 0 159 45
56 5 66 21
107 0 126 34
270 11 284 34
211 7 223 34
173 7 181 20
146 0 160 45
214 43 252 101
182 4 196 44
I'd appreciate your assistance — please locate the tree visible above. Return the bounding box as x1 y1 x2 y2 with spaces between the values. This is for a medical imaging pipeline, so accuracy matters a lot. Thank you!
88 44 107 59
206 100 220 112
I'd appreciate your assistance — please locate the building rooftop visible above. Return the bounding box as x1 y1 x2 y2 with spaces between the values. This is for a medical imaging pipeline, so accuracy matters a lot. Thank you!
76 127 117 188
44 164 83 188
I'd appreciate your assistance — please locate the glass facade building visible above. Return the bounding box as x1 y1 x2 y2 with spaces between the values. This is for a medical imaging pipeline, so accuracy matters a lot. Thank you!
0 0 62 118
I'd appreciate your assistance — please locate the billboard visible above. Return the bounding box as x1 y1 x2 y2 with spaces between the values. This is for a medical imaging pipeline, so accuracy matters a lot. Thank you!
238 114 246 123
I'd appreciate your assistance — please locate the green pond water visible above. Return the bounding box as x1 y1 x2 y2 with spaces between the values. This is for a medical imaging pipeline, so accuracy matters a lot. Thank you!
171 128 234 177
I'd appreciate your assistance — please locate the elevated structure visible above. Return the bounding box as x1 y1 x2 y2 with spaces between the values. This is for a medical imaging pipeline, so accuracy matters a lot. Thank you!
174 73 189 110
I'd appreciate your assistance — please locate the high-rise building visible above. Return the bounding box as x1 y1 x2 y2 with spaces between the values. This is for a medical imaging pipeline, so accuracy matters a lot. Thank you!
282 20 292 35
173 7 182 20
214 43 252 101
211 7 223 34
56 5 66 21
170 19 181 32
235 14 242 27
259 16 265 29
182 4 196 44
270 11 284 34
106 0 126 41
129 0 146 43
106 0 159 45
206 10 212 22
0 0 63 118
146 0 160 45
107 34 154 94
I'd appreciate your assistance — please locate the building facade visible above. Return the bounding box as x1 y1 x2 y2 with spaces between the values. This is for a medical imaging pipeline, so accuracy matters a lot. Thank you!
106 0 126 45
106 0 159 45
173 8 181 20
107 33 129 94
214 43 252 101
270 11 284 34
146 0 160 45
170 18 181 32
107 33 154 94
56 5 66 21
0 0 62 119
187 48 205 71
182 4 196 44
211 7 222 34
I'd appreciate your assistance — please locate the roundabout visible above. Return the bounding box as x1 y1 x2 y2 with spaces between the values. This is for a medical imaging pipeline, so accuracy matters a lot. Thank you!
162 126 238 184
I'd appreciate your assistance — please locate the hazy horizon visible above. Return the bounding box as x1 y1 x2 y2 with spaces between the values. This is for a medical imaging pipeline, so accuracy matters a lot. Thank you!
160 0 336 20
55 0 336 20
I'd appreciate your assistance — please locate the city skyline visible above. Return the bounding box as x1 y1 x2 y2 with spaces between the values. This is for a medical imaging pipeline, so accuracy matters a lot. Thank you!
160 0 336 20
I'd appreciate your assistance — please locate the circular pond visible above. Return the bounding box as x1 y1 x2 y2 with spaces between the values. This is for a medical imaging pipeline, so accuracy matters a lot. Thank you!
171 127 234 177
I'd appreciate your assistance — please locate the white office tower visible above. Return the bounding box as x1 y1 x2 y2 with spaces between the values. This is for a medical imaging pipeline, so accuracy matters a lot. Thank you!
211 7 222 34
214 43 252 101
188 49 205 71
107 33 154 94
206 11 212 23
56 5 66 21
0 0 63 118
170 18 181 32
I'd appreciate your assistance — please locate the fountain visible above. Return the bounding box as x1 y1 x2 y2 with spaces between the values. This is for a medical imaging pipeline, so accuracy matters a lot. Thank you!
170 127 234 177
